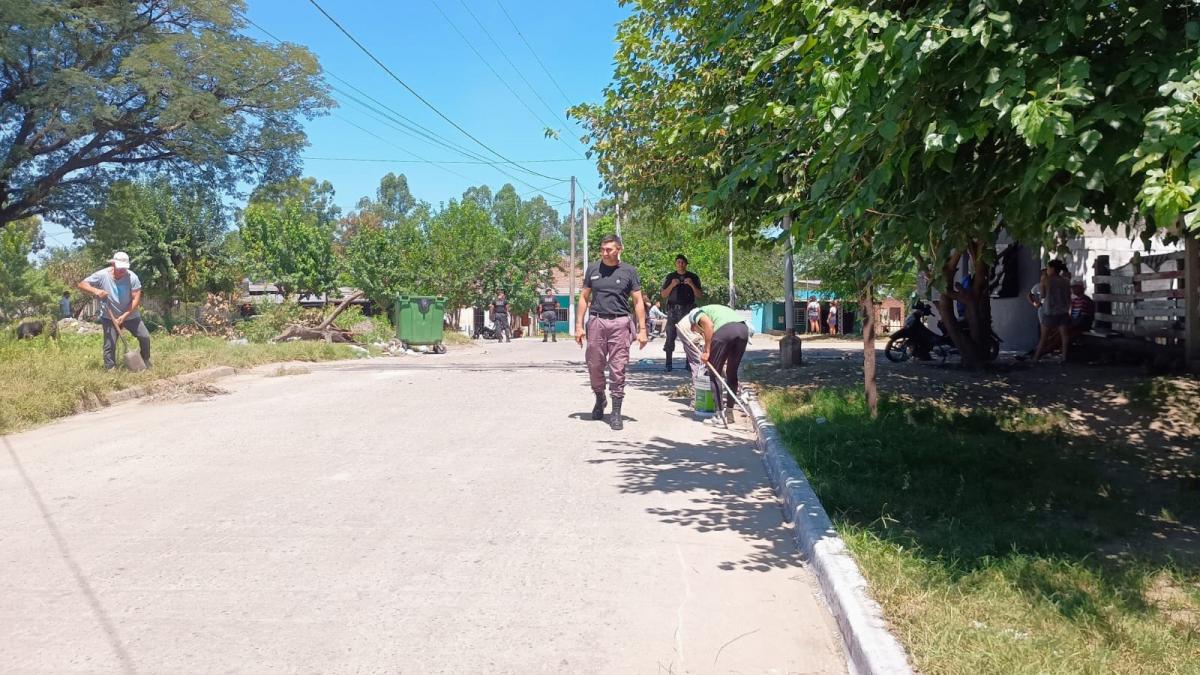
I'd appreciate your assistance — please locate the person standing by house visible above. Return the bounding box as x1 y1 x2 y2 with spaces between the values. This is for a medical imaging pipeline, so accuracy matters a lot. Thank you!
77 252 151 370
58 291 72 319
686 304 750 427
489 290 511 343
806 296 821 333
539 289 559 342
828 300 839 335
1034 260 1073 363
660 254 702 372
576 234 649 430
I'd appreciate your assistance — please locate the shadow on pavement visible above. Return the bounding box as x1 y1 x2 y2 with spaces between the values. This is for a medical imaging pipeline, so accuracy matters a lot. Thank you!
589 434 799 573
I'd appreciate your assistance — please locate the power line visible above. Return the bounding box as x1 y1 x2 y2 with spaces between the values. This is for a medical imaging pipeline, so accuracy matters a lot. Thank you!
304 0 568 183
457 0 581 142
303 156 589 165
428 0 583 159
494 0 576 109
238 11 573 202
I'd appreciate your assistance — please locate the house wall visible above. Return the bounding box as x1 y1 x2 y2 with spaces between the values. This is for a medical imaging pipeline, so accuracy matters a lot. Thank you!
990 243 1043 353
1064 223 1183 293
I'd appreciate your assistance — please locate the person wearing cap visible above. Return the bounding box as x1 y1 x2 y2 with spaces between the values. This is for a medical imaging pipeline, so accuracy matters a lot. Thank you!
660 254 702 372
685 304 750 427
78 252 151 370
576 234 649 430
489 289 512 343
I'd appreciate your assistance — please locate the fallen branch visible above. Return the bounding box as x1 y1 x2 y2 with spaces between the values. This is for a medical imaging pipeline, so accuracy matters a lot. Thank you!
272 324 355 343
317 291 365 331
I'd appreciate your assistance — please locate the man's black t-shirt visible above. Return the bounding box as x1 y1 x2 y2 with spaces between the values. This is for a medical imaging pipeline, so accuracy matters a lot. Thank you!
662 271 701 307
492 297 509 316
584 261 642 316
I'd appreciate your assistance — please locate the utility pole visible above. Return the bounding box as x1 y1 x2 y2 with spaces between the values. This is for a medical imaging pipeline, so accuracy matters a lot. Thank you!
728 222 736 309
582 199 589 271
614 199 620 238
781 214 802 367
568 176 577 335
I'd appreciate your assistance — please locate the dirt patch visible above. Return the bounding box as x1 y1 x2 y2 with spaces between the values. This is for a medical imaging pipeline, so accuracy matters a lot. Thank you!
268 365 311 377
140 381 230 405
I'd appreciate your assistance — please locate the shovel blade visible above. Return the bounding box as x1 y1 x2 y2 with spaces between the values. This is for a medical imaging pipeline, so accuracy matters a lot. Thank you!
123 352 147 372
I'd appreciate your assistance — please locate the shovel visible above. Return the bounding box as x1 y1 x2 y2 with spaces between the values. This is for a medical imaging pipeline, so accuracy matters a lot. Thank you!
106 308 146 372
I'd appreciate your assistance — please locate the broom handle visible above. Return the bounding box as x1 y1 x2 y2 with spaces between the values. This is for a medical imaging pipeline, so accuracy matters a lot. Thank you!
702 359 751 417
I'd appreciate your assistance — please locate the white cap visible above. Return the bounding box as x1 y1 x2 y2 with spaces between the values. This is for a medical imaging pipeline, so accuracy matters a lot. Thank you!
111 251 130 269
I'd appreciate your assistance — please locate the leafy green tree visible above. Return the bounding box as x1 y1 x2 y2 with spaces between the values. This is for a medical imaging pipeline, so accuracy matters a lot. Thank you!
575 0 1200 371
89 177 228 325
486 185 564 313
0 218 55 320
0 0 332 233
241 185 339 299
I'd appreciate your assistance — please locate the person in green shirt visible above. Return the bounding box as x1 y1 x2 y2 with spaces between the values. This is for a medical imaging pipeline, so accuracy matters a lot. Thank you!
685 304 749 426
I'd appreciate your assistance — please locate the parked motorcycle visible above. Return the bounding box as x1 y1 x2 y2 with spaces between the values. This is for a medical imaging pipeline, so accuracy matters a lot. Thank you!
885 301 1001 363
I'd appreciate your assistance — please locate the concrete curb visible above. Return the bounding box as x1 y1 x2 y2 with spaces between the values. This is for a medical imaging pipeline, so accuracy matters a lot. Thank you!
744 389 913 675
96 366 240 406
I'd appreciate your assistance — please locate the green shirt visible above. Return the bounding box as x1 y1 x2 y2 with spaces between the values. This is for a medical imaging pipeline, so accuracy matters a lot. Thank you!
692 304 743 332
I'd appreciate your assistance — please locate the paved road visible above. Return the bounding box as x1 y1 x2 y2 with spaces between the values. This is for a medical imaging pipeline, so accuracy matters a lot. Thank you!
1 337 846 674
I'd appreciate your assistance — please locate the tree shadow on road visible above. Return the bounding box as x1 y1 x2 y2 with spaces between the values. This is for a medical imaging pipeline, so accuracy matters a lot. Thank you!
588 429 802 573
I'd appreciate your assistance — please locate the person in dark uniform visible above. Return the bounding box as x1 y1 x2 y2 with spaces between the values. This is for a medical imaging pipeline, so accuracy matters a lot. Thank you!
576 234 649 430
660 254 702 372
489 290 511 343
539 289 559 342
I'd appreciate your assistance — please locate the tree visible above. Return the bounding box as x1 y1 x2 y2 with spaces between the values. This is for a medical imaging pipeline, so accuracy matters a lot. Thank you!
0 218 55 320
574 0 1200 393
241 182 339 299
89 177 228 325
0 0 332 233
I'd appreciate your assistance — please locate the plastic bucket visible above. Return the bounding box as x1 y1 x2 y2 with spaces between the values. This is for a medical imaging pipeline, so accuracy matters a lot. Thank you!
693 372 715 413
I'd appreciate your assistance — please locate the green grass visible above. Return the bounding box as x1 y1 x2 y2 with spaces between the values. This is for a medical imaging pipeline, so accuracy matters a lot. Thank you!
761 386 1200 675
0 332 357 435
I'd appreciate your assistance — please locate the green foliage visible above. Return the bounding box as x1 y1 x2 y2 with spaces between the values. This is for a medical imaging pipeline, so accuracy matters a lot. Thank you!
89 178 232 319
236 301 304 344
332 306 393 344
761 385 1200 673
344 176 565 315
0 0 332 232
241 180 340 298
574 0 1200 363
0 218 56 319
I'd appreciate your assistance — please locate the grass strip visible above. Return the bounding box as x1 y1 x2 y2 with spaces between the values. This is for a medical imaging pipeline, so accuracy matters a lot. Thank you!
761 386 1200 674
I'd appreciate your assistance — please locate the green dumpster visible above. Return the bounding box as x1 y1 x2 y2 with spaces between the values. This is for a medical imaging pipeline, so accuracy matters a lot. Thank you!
394 295 447 353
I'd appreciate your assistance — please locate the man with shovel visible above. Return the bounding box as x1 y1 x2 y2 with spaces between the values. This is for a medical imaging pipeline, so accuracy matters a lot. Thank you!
78 252 151 371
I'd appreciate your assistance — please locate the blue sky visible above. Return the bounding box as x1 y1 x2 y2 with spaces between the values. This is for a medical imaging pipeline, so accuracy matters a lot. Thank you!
43 0 624 247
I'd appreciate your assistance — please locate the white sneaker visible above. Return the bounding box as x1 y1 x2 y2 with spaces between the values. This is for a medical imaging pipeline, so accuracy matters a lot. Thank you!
704 412 728 428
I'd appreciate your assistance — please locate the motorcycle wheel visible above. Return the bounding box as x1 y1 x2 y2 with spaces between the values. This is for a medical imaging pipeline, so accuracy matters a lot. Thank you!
885 335 912 362
985 337 1001 362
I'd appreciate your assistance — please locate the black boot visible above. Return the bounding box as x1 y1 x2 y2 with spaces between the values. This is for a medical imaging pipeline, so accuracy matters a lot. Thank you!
543 334 548 342
665 353 673 372
591 392 607 420
610 398 624 430
551 333 556 342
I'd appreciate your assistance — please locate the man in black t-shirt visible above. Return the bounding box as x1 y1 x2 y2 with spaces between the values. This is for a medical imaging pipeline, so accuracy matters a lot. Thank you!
489 290 511 343
539 289 559 342
576 234 648 430
660 254 702 372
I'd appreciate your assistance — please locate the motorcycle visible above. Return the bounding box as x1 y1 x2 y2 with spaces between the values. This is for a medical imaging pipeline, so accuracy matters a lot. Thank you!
885 301 1001 363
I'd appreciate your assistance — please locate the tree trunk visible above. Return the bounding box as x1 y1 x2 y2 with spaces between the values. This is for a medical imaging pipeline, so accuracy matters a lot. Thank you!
860 277 879 419
317 291 365 331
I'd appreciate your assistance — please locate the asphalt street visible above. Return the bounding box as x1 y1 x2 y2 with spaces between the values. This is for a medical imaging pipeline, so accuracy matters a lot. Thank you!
1 336 846 674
